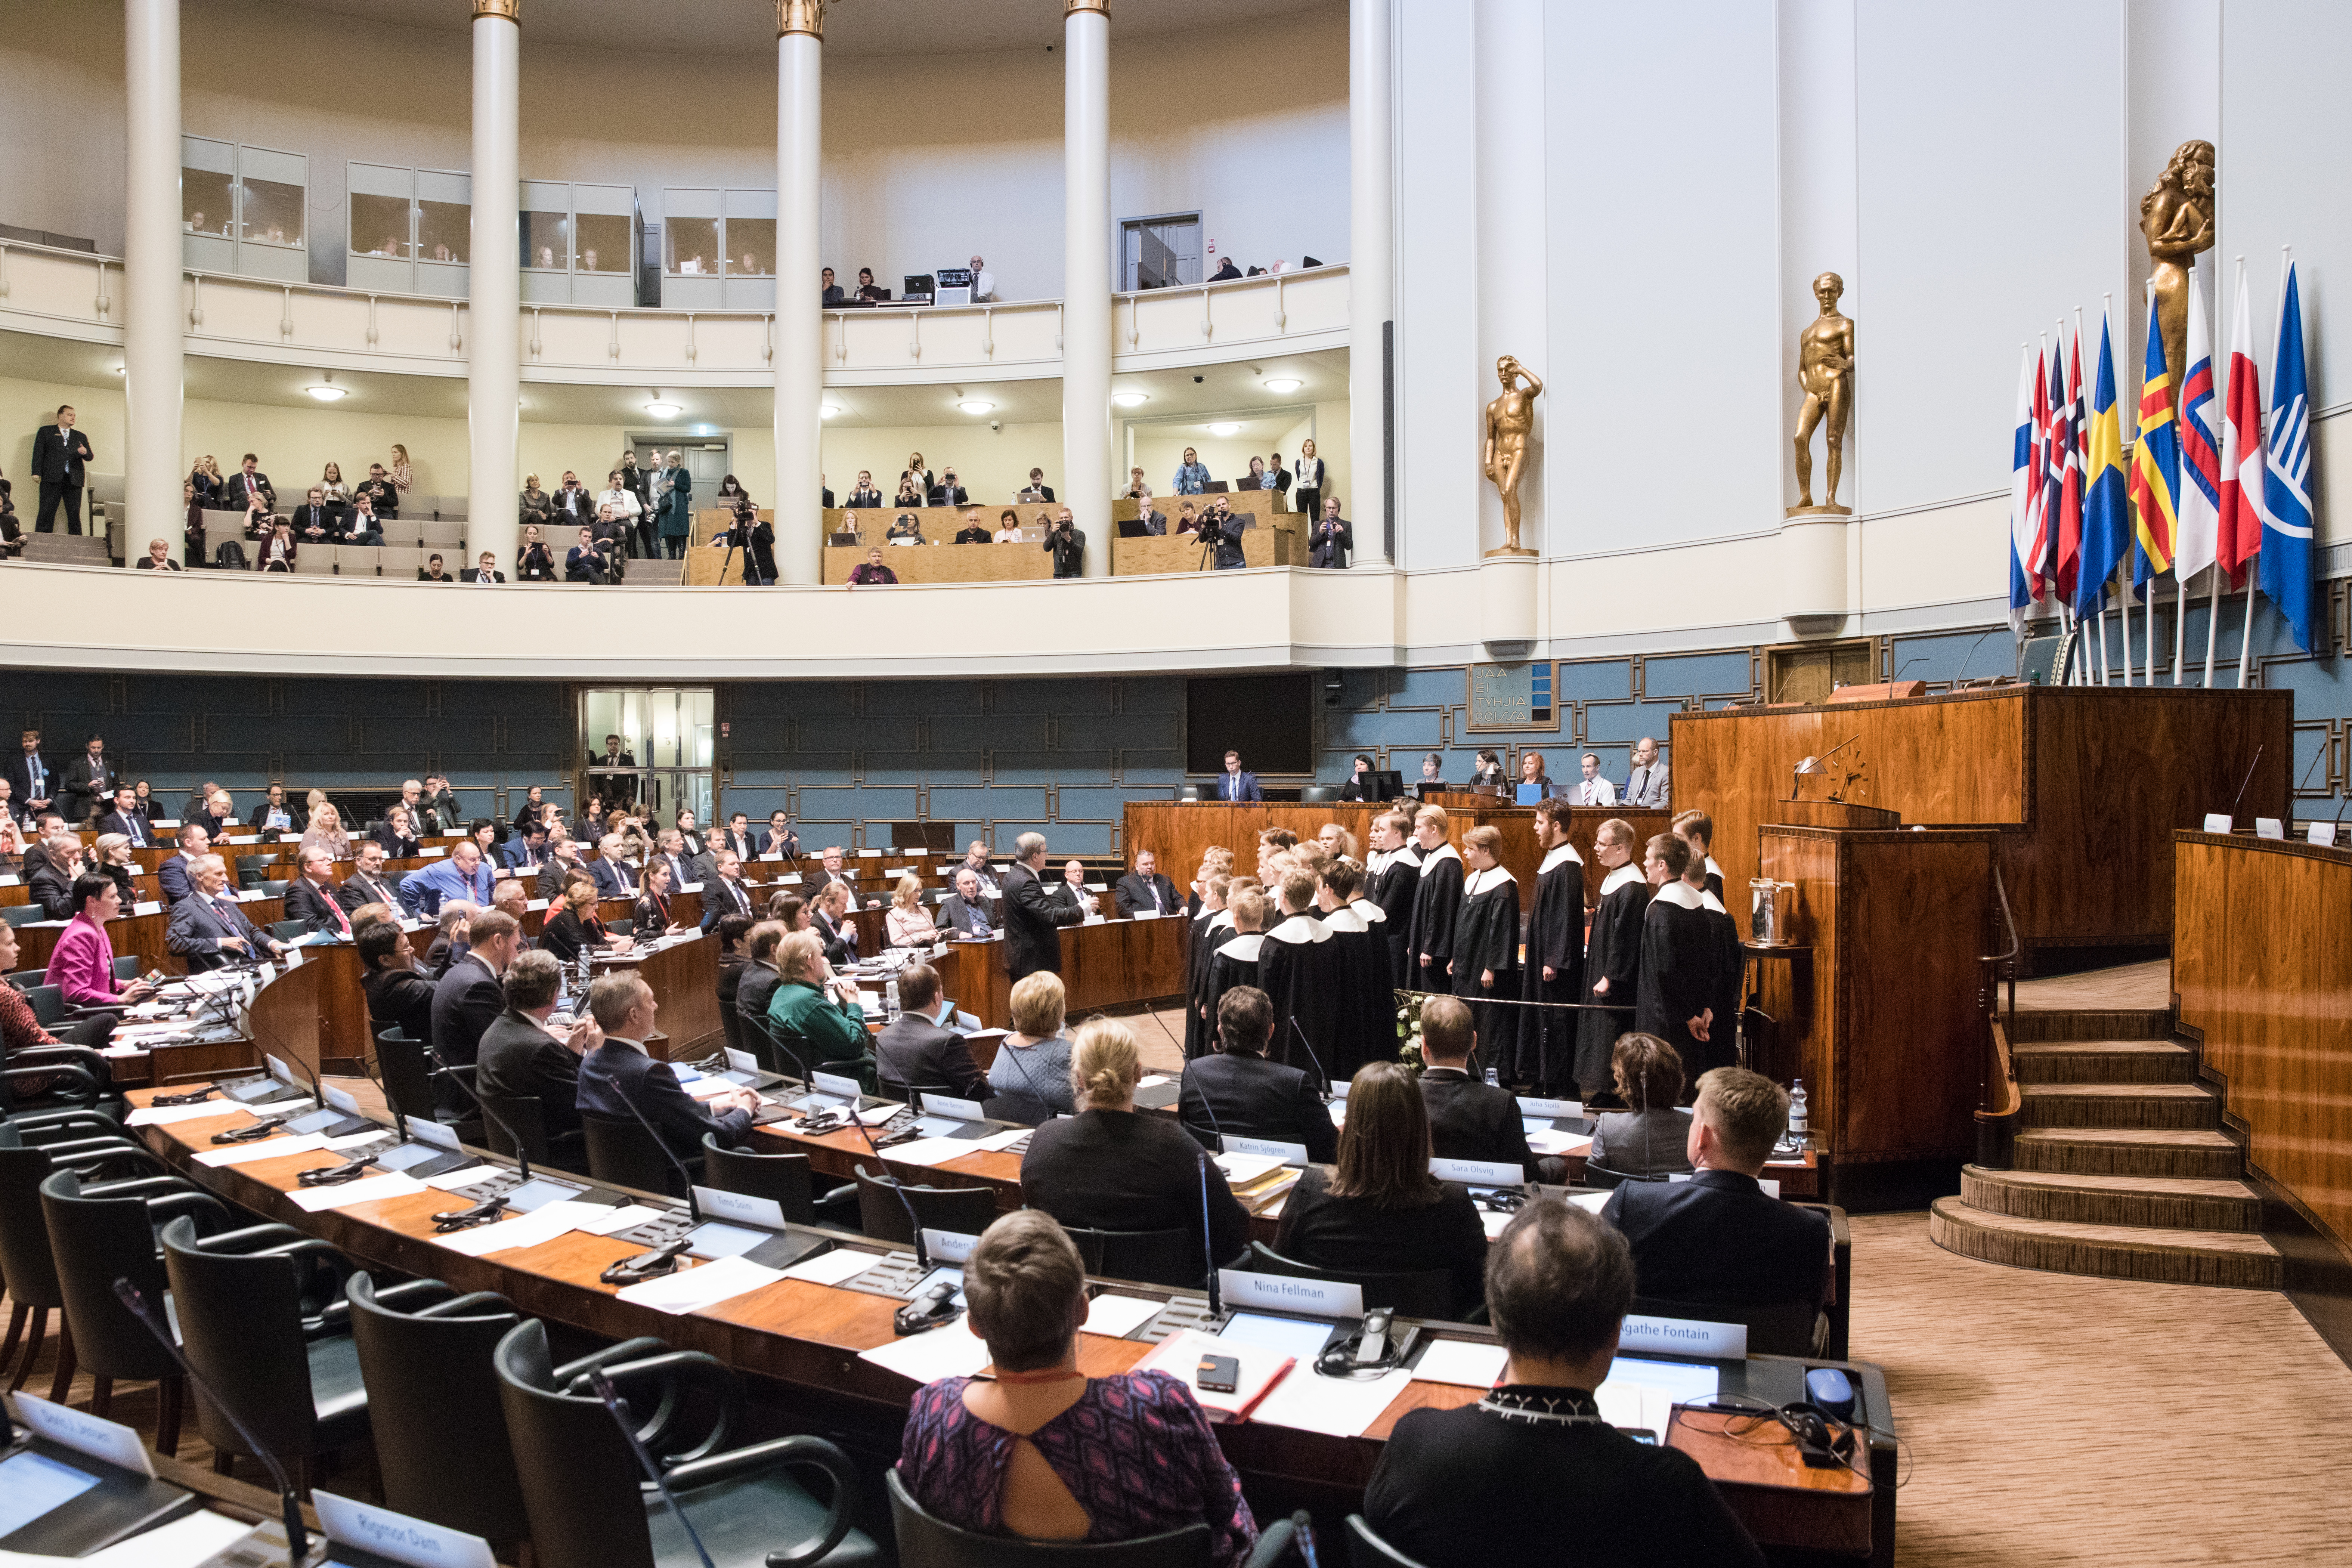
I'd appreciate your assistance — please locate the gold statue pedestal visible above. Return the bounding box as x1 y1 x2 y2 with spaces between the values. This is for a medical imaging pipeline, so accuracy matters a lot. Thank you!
1479 549 1540 645
1784 503 1853 519
1482 544 1539 559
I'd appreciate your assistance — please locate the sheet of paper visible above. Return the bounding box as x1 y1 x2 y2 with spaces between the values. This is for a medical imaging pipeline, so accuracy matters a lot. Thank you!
614 1255 787 1315
679 1076 738 1101
855 1317 993 1383
287 1172 427 1212
433 1212 567 1258
782 1247 884 1287
327 1131 391 1151
126 1102 251 1127
883 1136 984 1168
976 1127 1031 1153
1137 1074 1173 1088
1252 1363 1417 1438
1568 1190 1610 1214
1211 1152 1286 1187
1081 1293 1166 1339
1411 1339 1508 1389
578 1203 670 1235
1525 1128 1587 1156
0 1504 257 1568
1479 1208 1512 1240
1136 1329 1294 1418
423 1163 501 1190
194 1132 333 1168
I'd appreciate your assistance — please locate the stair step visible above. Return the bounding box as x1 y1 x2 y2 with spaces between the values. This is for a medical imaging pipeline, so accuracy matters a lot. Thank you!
1959 1165 2262 1231
1928 1197 2282 1288
2014 1127 2241 1179
20 536 112 566
2012 1039 2194 1085
2020 1082 2217 1130
2007 1007 2174 1043
624 558 683 585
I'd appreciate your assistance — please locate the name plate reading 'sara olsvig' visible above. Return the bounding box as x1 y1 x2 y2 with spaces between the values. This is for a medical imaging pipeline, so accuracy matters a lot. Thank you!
1617 1313 1748 1361
1217 1269 1365 1320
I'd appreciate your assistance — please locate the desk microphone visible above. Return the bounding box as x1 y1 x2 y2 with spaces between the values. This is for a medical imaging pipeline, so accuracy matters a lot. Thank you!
1952 629 1998 686
1183 1071 1225 1153
1287 1018 1331 1098
598 1068 706 1226
428 1065 535 1185
847 1098 930 1268
1197 1151 1223 1318
2229 744 2266 822
113 1278 312 1567
1892 656 1928 680
585 1367 720 1568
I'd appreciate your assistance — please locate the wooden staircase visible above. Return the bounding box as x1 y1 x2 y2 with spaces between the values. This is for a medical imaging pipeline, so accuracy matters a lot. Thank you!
1929 1014 2283 1289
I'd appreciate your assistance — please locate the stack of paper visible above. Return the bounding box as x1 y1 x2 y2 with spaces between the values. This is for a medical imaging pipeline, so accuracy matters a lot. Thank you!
1253 1361 1416 1438
614 1255 787 1314
1410 1339 1508 1389
1135 1329 1294 1419
1526 1128 1590 1157
856 1317 994 1383
1211 1152 1287 1187
883 1136 983 1168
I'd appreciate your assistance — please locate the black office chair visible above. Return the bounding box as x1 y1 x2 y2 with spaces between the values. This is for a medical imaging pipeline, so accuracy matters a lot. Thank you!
37 1164 226 1446
269 919 309 943
1344 1514 1427 1568
346 1272 668 1550
0 1024 117 1125
158 1216 375 1487
699 1136 856 1227
480 1088 587 1175
583 1111 687 1197
1172 785 1207 802
112 955 139 981
1298 786 1340 804
886 1467 1210 1568
2 905 51 929
851 1165 996 1245
3 967 45 992
1060 1225 1200 1291
607 917 635 937
0 1123 166 1395
1244 1241 1458 1321
493 1317 874 1568
1631 1293 1822 1358
372 1027 441 1129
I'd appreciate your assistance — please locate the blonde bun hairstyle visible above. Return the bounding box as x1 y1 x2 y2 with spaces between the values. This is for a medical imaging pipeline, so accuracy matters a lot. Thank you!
1069 1017 1141 1108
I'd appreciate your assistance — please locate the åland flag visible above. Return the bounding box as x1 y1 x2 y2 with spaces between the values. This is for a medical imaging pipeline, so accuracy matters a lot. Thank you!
2174 270 2223 584
2008 343 2045 632
2260 262 2316 653
2127 294 2181 597
2074 311 2130 620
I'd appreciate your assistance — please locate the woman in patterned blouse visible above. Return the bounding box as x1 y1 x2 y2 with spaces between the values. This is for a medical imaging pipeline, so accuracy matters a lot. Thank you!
898 1209 1257 1567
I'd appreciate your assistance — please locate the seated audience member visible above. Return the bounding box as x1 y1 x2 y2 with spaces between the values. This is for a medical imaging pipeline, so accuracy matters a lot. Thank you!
157 823 210 903
490 876 532 936
1019 466 1055 502
764 928 873 1079
1173 500 1201 535
89 833 137 912
899 1209 1258 1567
501 821 548 873
246 782 301 834
987 971 1075 1119
1363 1200 1765 1568
418 553 454 582
894 473 926 508
885 873 936 947
939 867 995 938
431 908 518 1071
700 848 756 928
344 493 386 547
1242 455 1272 491
356 462 399 517
100 784 152 848
735 919 788 1046
1179 986 1338 1165
0 920 120 1096
1586 1032 1695 1179
341 838 403 913
875 962 987 1101
848 547 898 585
359 919 436 1046
423 902 475 977
577 971 761 1169
303 801 353 863
634 857 691 937
713 911 753 1027
591 832 639 899
462 551 505 583
27 831 85 917
1131 491 1167 535
566 525 612 584
541 876 632 964
857 267 886 302
136 536 183 571
821 267 843 304
289 487 335 543
991 508 1023 544
1210 257 1242 281
284 846 355 935
953 510 991 545
257 519 297 572
1600 1066 1831 1313
535 829 591 899
1021 1018 1249 1265
42 874 160 1011
478 949 595 1142
371 804 421 860
887 512 926 546
1415 994 1554 1184
517 524 557 582
1273 1059 1487 1315
811 879 860 965
1114 849 1180 918
166 855 287 971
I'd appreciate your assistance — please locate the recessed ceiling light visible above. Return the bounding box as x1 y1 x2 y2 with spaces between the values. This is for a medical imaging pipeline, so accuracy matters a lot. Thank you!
1208 421 1241 437
306 372 347 401
958 400 994 415
1113 392 1148 407
821 405 841 418
111 365 127 376
1263 378 1302 394
644 398 681 417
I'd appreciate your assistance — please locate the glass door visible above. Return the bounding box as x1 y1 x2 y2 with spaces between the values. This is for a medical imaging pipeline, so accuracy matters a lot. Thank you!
578 688 715 836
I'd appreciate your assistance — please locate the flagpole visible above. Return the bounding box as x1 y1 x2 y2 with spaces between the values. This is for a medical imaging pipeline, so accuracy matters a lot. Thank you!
2119 563 2134 685
2097 608 2111 684
2173 573 2186 685
2203 566 2222 687
2238 582 2256 687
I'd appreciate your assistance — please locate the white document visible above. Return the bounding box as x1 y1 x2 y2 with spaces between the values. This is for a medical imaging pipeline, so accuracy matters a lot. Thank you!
1411 1339 1508 1389
855 1316 994 1383
434 1203 595 1257
327 1131 390 1151
782 1247 885 1287
1568 1190 1611 1214
1080 1293 1165 1339
1252 1363 1416 1438
423 1163 501 1190
976 1127 1032 1153
1525 1128 1590 1157
0 1506 256 1568
679 1076 739 1101
614 1255 788 1315
287 1172 428 1212
126 1102 250 1127
884 1136 985 1168
1211 1152 1287 1187
194 1132 332 1168
1137 1074 1173 1088
579 1203 670 1235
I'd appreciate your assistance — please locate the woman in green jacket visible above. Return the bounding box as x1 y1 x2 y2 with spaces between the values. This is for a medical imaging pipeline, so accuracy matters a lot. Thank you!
765 927 874 1083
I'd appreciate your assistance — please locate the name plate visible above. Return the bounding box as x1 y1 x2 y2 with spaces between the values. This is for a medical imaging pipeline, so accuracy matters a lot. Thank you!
1516 1096 1582 1120
1223 1135 1309 1166
1430 1156 1524 1187
322 1084 362 1115
313 1490 496 1568
692 1187 786 1230
1133 909 1163 920
724 1047 758 1073
409 1117 459 1151
2310 822 2340 847
2256 817 2286 840
858 848 883 857
921 1228 980 1265
2203 812 2232 832
812 1071 863 1102
1618 1312 1748 1361
1217 1269 1363 1320
920 1092 986 1122
265 1053 298 1086
11 1393 155 1477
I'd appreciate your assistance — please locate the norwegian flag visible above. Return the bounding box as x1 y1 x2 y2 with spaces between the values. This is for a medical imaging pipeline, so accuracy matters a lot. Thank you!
2025 344 2053 593
2216 267 2266 590
2054 330 2086 601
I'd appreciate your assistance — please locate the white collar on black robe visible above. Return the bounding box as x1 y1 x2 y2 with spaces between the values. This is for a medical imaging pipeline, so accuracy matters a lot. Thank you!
1462 867 1516 896
1348 894 1387 925
1700 888 1727 915
1205 909 1235 932
1600 863 1644 897
1417 843 1460 876
1650 881 1703 912
1705 854 1722 877
1368 845 1421 876
1322 903 1370 934
1218 932 1267 962
1266 913 1329 945
1539 842 1584 875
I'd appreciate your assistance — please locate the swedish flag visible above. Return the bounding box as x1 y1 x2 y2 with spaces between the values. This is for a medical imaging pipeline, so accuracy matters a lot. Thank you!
2073 312 2129 619
2127 296 2180 591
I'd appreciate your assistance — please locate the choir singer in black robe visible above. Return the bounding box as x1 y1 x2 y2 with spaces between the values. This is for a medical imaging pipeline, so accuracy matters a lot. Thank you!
1199 888 1271 1049
1691 856 1743 1079
1183 872 1236 1060
1576 819 1650 1099
1448 826 1523 1086
1519 800 1585 1098
1316 856 1395 1078
1367 809 1421 989
1405 805 1464 995
1259 869 1344 1091
1634 834 1715 1087
1675 808 1725 903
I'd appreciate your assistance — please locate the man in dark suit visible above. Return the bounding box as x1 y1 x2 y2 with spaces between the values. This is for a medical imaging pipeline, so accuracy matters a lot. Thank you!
1021 468 1056 502
937 868 996 938
718 812 761 864
165 854 286 971
1001 833 1087 982
1265 452 1293 502
595 734 636 772
430 909 518 1072
477 950 592 1144
27 832 83 920
30 405 95 534
1215 749 1263 802
1308 500 1353 569
223 453 273 516
819 473 836 508
284 845 356 935
500 822 548 873
246 783 303 834
535 832 593 900
99 786 154 850
589 835 637 900
370 806 421 860
576 971 761 1168
460 554 506 583
1363 1200 1766 1568
845 471 883 508
821 270 844 305
929 469 969 507
59 736 117 826
1113 850 1181 918
339 839 402 915
873 964 988 1100
5 729 56 817
289 487 340 544
1600 1066 1832 1313
355 463 399 518
550 472 597 527
736 922 787 1046
699 849 756 931
156 824 211 904
1414 995 1556 1184
1176 986 1337 1163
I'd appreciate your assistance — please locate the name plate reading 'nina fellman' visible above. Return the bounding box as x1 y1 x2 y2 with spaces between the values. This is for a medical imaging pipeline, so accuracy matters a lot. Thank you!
1218 1269 1365 1320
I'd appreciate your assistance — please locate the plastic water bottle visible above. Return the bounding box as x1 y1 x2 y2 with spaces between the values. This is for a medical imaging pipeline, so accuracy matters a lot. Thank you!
1788 1080 1810 1139
1485 1065 1501 1089
884 977 901 1023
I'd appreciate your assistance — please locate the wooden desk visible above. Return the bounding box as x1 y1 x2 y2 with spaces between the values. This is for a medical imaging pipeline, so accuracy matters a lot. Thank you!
818 541 1053 585
1671 686 2290 970
1113 523 1298 576
1114 495 1285 524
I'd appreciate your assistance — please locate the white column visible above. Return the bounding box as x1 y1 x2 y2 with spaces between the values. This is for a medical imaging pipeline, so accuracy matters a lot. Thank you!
467 0 522 578
123 0 182 551
1063 0 1113 575
774 1 825 585
1347 0 1392 563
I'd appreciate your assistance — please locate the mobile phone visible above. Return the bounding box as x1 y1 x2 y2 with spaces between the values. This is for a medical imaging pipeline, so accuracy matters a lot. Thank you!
1197 1354 1241 1394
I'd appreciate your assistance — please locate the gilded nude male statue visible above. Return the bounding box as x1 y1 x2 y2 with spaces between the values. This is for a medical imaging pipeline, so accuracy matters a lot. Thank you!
1791 271 1855 514
1483 355 1542 555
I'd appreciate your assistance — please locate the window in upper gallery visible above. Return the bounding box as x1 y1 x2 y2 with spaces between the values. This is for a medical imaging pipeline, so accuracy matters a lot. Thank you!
183 169 233 237
350 193 411 260
666 217 719 277
1121 213 1201 291
240 177 305 248
725 217 776 277
522 208 571 272
576 214 630 273
418 200 470 265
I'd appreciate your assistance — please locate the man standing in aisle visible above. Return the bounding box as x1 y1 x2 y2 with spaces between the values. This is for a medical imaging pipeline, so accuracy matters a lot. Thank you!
1002 832 1090 982
31 405 95 534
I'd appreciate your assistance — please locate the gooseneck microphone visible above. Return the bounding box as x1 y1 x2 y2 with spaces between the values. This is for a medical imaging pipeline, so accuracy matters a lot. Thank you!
1287 1018 1331 1098
429 1064 535 1185
1198 1150 1223 1318
1952 629 1997 686
845 1101 930 1269
2229 744 2267 821
595 1062 707 1225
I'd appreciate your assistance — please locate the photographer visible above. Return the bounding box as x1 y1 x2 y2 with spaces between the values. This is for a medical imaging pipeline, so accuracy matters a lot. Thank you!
1204 499 1246 571
735 495 776 585
1045 505 1086 579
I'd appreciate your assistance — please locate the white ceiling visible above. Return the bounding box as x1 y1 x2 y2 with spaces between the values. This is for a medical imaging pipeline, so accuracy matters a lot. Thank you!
285 0 1337 60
